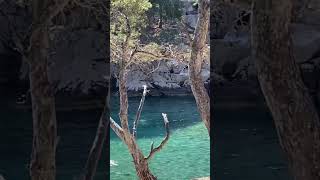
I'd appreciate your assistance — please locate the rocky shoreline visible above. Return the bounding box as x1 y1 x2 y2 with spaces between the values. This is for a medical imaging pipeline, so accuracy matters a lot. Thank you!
5 80 269 111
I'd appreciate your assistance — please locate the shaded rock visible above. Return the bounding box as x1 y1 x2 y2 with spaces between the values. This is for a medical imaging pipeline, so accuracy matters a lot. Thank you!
232 56 256 81
48 29 107 93
292 23 320 63
298 0 320 25
212 38 250 74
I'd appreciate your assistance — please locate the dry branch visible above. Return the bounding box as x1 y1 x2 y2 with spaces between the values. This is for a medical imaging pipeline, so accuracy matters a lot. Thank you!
145 113 170 161
124 47 169 69
110 117 125 141
132 85 149 138
145 60 161 76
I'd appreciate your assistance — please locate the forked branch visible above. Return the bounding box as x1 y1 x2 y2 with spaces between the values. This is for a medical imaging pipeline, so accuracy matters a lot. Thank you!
145 113 170 161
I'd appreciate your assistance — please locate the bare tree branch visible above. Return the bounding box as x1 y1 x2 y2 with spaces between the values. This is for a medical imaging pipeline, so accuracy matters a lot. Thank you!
135 50 164 58
145 113 170 161
110 117 125 141
124 47 169 69
132 85 149 138
146 60 161 76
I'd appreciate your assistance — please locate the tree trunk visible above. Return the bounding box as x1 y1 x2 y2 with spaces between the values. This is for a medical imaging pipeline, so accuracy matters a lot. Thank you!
28 1 57 180
113 68 158 180
251 1 320 180
134 161 157 180
110 16 171 178
189 0 210 135
131 149 157 180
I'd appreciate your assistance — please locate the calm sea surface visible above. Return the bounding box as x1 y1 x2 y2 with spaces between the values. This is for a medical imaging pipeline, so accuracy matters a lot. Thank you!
0 95 289 180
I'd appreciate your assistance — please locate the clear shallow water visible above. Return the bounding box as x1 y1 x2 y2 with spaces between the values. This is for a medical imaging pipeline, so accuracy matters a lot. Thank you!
110 96 210 180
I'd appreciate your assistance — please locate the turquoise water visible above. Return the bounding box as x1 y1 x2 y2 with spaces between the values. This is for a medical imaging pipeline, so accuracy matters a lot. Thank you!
110 96 210 180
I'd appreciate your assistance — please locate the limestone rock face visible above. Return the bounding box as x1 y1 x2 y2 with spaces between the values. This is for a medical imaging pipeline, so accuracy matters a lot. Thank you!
112 59 210 92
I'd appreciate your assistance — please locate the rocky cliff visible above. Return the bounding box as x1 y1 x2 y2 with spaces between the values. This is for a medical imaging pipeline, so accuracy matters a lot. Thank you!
0 1 320 100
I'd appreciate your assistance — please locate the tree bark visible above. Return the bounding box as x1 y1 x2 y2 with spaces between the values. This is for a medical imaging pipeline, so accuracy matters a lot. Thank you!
251 1 320 180
110 69 169 180
114 70 158 180
28 1 57 180
133 158 157 180
189 0 210 135
28 1 71 180
110 12 170 178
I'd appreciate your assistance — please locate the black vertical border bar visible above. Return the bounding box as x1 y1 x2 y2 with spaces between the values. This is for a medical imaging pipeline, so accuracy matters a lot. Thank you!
106 0 111 179
209 0 215 179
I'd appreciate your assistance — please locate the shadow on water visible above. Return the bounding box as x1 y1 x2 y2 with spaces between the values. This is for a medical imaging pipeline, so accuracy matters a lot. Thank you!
0 102 108 180
213 107 291 180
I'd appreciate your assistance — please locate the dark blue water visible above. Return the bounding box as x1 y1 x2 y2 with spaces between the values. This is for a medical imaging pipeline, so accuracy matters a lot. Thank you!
213 107 290 180
0 104 107 180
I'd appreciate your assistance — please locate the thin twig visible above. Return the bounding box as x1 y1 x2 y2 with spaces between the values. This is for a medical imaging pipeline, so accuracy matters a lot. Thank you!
145 113 170 160
146 60 161 76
